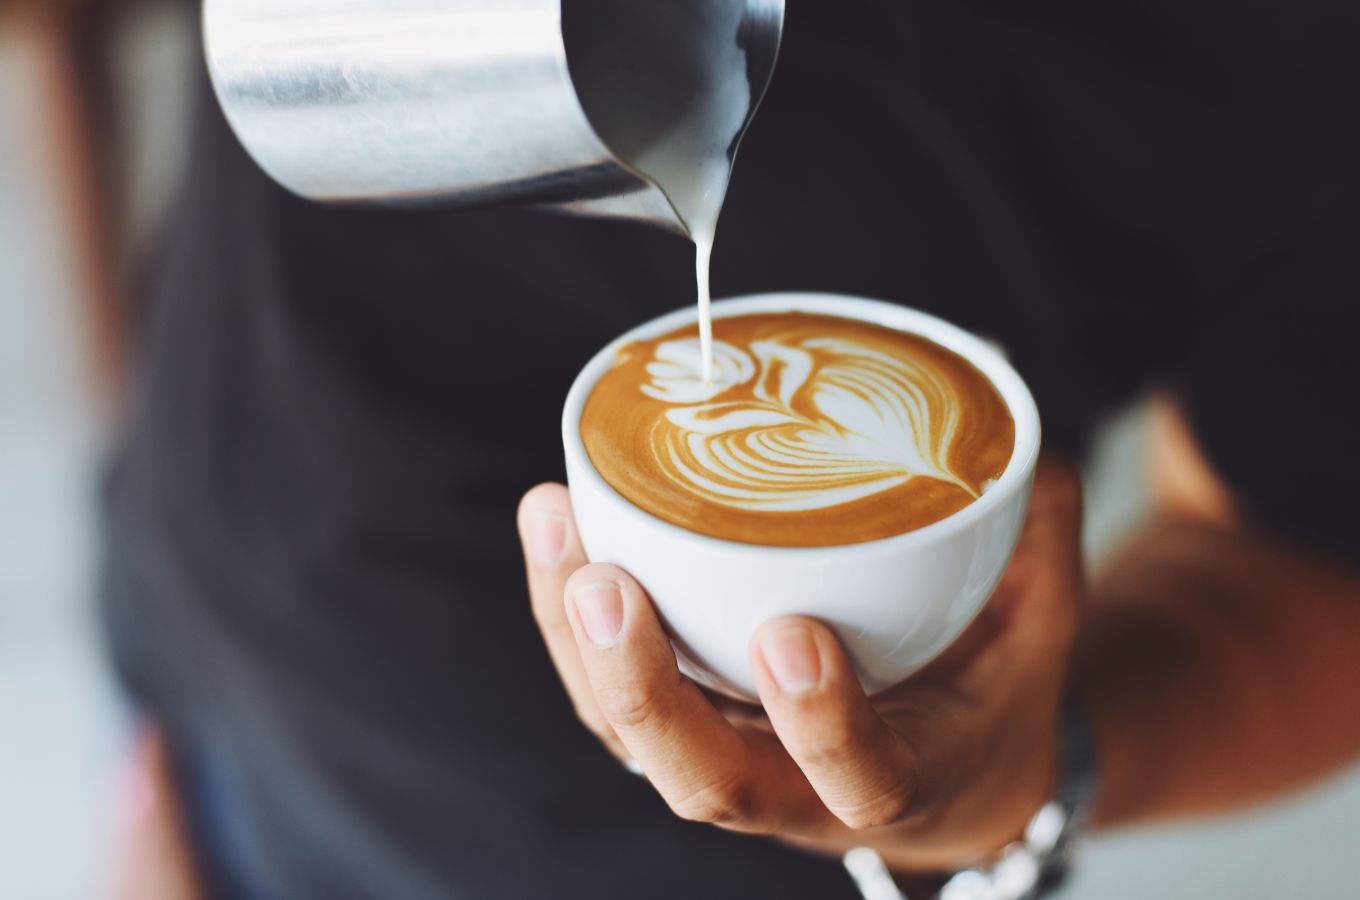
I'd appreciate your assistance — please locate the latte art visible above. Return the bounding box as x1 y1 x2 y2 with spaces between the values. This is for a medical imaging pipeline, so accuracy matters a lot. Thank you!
645 336 977 511
582 313 1015 546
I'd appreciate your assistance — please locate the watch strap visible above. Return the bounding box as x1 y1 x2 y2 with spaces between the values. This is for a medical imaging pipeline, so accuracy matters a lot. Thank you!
938 694 1102 900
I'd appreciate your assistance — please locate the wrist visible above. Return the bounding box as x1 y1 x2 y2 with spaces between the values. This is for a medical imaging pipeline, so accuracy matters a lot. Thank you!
938 695 1101 900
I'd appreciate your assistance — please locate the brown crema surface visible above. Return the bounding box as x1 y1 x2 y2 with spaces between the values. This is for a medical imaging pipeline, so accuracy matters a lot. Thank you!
581 312 1015 546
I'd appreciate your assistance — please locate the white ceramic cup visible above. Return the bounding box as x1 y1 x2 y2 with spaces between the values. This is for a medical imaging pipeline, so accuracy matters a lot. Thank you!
562 293 1041 700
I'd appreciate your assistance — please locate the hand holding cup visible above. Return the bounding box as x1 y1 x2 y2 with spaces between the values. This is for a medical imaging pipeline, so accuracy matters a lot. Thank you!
518 460 1083 869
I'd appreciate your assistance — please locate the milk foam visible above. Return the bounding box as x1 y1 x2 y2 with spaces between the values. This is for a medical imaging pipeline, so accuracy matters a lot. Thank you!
582 313 1016 546
640 334 978 512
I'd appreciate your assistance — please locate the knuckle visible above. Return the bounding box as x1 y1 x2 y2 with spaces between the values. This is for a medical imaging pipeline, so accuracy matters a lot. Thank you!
594 680 666 732
832 782 916 831
668 774 753 827
797 716 874 769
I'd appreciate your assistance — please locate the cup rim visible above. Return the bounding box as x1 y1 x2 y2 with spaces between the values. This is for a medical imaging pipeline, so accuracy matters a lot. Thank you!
562 293 1042 557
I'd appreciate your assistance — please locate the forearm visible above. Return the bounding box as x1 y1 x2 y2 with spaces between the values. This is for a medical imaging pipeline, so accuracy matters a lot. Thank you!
6 1 130 402
1077 517 1360 827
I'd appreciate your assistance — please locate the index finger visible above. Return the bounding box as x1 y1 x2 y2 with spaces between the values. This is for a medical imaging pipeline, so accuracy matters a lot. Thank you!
518 484 621 755
565 564 829 834
751 617 922 831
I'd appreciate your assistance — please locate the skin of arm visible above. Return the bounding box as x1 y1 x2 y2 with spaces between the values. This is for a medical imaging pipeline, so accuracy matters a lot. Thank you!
1079 397 1360 826
520 397 1360 871
3 0 136 404
5 6 200 897
109 731 204 900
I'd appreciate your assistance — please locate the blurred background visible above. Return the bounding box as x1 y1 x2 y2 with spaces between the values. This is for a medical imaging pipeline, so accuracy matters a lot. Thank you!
1 5 1357 899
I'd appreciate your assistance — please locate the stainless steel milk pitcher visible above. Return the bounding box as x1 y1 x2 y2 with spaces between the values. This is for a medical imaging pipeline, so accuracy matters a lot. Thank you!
203 0 785 236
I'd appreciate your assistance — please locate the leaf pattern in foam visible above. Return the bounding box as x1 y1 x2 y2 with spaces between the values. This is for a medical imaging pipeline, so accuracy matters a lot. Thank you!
643 333 977 512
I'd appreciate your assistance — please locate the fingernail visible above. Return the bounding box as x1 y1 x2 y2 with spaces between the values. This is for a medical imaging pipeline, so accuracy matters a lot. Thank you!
573 581 624 648
525 511 567 566
760 626 821 696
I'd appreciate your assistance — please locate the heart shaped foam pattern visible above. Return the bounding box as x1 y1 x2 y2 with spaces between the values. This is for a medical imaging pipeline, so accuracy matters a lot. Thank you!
582 312 1014 547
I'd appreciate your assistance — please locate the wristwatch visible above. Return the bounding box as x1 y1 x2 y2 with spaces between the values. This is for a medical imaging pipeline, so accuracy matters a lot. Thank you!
937 696 1102 900
842 697 1101 900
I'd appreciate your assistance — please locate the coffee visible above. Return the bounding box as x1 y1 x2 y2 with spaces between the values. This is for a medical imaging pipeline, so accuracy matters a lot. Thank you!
581 312 1016 547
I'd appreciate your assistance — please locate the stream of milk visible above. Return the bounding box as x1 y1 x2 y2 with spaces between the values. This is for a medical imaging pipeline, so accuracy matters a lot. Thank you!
564 0 756 383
